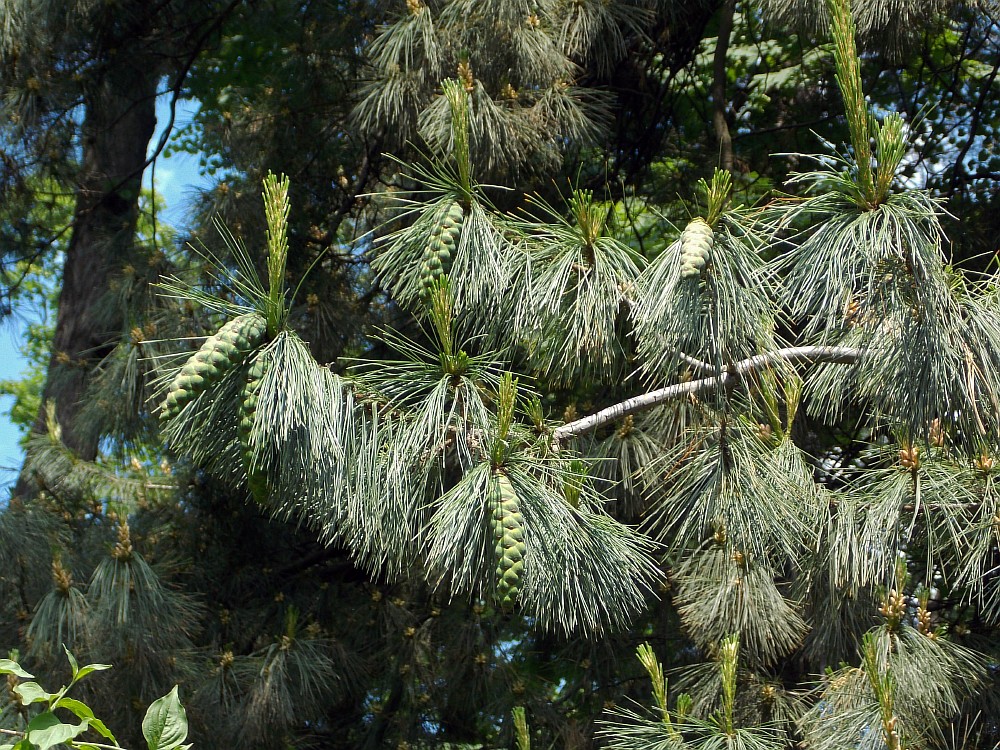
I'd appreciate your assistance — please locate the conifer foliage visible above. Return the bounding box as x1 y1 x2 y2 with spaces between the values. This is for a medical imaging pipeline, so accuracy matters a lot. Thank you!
3 0 1000 748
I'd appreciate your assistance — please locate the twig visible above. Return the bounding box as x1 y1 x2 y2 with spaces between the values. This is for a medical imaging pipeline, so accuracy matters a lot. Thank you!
552 346 864 442
947 48 1000 197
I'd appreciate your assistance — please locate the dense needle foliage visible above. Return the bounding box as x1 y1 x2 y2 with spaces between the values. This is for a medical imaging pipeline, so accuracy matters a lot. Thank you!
2 0 1000 748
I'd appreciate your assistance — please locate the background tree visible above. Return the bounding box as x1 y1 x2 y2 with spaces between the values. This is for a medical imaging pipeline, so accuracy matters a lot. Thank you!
2 0 1000 748
0 0 245 468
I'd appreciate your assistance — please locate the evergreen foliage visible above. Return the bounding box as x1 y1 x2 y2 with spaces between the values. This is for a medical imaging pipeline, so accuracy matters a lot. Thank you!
2 0 1000 747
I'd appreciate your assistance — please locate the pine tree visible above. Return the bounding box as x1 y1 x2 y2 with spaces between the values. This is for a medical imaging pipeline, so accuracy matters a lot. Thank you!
152 0 1000 742
3 0 1000 748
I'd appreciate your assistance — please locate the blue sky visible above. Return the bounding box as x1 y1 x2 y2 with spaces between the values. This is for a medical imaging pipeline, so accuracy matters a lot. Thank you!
0 95 207 491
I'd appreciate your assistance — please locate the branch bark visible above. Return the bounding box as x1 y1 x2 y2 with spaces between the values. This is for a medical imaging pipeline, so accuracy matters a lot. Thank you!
552 346 864 443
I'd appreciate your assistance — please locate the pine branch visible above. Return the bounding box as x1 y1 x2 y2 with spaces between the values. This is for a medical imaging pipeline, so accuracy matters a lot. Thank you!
552 346 864 442
676 350 717 374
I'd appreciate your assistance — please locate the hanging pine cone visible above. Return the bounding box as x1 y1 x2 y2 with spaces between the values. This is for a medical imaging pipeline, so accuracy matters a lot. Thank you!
239 355 269 501
420 202 464 297
161 314 267 421
492 471 526 609
679 218 714 279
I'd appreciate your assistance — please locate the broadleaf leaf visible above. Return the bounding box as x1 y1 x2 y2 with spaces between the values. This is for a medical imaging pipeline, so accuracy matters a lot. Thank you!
15 681 53 706
142 686 188 750
0 659 33 679
55 697 117 742
25 711 88 750
62 646 79 679
73 664 112 681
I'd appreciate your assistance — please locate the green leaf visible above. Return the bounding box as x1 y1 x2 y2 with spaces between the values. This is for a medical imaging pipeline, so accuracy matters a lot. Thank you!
63 646 79 678
0 659 33 679
25 711 88 750
55 697 117 742
72 663 112 682
142 686 189 750
15 681 53 706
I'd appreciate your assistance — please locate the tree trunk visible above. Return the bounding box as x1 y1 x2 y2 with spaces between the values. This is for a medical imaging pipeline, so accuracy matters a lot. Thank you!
711 0 736 173
16 54 159 494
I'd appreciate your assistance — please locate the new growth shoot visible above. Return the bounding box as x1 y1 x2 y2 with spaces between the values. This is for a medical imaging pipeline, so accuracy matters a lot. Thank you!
442 79 473 197
702 168 732 227
263 171 291 335
828 0 907 208
491 372 518 466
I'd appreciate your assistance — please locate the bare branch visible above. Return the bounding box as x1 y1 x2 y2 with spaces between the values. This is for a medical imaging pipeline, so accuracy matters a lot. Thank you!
676 350 717 374
552 346 864 442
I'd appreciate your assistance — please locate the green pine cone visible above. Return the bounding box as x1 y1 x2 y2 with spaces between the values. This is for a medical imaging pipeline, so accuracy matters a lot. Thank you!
239 355 269 502
419 201 464 296
160 313 267 421
679 218 714 279
492 472 526 609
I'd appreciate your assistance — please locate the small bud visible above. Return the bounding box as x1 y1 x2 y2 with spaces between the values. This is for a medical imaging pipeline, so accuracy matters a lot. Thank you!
111 522 134 561
898 444 920 470
457 60 474 92
616 414 634 439
713 525 727 546
928 418 945 447
562 403 578 423
916 605 935 637
51 558 73 594
844 298 861 325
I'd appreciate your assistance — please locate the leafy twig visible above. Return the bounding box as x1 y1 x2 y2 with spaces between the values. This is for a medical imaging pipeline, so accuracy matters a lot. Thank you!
0 727 123 750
